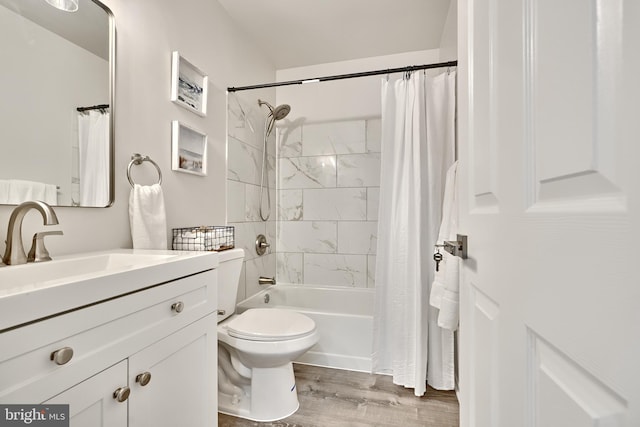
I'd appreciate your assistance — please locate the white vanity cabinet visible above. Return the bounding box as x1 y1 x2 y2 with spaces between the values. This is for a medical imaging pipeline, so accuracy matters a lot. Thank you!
0 253 218 427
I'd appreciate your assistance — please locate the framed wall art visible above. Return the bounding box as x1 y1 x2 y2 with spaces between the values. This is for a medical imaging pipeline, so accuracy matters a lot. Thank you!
170 51 208 116
171 120 207 176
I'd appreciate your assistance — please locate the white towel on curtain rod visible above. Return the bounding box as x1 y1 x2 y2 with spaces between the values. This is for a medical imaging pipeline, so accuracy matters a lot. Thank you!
372 70 457 395
78 110 110 206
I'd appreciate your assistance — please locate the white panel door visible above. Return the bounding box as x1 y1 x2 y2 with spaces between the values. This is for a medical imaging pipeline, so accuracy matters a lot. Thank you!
128 315 218 427
44 360 128 426
458 1 640 426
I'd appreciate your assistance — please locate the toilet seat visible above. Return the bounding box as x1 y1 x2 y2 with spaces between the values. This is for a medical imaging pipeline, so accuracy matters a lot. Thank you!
225 308 316 342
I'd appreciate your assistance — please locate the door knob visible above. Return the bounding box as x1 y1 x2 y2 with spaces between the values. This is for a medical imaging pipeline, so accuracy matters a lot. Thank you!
435 234 468 259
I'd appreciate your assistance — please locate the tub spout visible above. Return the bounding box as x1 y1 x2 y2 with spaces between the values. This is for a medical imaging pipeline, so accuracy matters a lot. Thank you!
258 276 276 285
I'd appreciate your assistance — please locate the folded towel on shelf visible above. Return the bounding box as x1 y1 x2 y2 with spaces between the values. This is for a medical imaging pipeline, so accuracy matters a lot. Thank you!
129 184 167 249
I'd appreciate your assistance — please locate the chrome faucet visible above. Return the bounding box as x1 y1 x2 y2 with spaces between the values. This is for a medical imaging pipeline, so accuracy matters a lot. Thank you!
2 201 61 266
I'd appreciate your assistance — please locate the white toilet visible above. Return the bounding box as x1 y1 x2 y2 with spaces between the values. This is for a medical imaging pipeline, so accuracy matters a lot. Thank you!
216 248 319 422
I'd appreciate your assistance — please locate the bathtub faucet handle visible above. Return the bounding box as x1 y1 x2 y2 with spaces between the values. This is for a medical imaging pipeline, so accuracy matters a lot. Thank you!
258 276 276 286
255 234 271 256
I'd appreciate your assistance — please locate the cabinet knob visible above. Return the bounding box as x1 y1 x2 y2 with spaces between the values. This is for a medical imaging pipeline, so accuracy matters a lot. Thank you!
113 386 131 403
50 347 74 365
171 301 184 313
136 371 152 386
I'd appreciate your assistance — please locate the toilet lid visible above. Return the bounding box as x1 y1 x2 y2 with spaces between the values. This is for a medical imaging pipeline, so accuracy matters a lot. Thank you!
225 308 316 342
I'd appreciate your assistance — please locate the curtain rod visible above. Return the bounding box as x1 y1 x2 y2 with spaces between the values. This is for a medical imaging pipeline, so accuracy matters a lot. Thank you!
227 60 457 93
76 104 109 112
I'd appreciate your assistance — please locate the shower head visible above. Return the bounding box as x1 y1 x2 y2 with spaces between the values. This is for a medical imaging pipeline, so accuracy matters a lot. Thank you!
272 103 291 120
258 99 291 137
258 99 291 120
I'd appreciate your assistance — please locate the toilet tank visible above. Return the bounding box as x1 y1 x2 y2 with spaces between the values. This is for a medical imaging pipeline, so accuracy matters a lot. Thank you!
216 248 245 322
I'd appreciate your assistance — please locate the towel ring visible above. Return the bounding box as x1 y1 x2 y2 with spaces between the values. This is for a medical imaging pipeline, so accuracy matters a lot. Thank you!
127 153 162 188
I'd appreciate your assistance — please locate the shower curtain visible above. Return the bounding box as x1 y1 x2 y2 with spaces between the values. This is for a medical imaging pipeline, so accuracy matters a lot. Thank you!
373 70 456 395
78 110 110 206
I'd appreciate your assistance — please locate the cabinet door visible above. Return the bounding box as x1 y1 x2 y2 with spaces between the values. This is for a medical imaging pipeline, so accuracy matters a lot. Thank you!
128 315 218 427
44 360 128 426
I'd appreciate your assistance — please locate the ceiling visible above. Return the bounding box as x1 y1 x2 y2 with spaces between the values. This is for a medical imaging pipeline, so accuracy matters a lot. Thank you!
217 0 452 69
0 0 109 59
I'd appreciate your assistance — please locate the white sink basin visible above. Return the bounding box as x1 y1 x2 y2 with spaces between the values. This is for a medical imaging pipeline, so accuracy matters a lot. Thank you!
0 252 177 289
0 249 218 331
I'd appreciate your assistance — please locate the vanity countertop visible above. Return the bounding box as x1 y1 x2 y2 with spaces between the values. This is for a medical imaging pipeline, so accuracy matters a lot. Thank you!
0 249 218 332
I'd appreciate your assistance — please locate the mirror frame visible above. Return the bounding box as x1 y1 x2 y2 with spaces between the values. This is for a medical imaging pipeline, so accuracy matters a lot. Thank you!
0 0 116 208
101 0 116 208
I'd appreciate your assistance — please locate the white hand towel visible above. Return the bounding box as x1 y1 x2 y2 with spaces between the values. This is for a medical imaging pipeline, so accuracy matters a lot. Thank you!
429 254 446 309
430 161 459 330
0 180 11 204
437 252 460 330
129 184 167 249
43 184 58 205
8 179 57 205
436 161 459 244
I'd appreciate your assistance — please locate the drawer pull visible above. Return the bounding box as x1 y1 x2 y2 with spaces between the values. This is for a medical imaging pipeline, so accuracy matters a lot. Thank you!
113 387 131 403
171 301 185 313
50 347 74 365
136 372 152 386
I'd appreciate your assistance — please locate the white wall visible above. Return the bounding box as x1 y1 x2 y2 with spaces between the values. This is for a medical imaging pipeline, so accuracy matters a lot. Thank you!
0 0 275 257
439 0 458 61
276 50 441 122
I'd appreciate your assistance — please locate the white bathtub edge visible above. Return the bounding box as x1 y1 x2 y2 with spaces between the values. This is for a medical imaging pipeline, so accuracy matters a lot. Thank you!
295 351 372 373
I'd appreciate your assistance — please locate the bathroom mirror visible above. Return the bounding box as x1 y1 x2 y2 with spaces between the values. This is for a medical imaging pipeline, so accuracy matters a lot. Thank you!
0 0 114 207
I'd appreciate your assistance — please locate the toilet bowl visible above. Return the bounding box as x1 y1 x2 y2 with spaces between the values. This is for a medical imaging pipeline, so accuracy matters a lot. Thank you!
216 249 319 422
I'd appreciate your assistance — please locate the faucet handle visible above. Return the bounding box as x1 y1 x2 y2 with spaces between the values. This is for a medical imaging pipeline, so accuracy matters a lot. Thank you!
28 230 63 263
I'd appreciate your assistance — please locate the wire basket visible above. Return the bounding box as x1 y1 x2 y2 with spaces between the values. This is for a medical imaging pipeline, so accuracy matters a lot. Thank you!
172 226 235 251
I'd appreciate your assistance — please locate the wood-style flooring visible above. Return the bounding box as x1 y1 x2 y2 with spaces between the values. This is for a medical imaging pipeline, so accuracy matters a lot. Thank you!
218 364 459 427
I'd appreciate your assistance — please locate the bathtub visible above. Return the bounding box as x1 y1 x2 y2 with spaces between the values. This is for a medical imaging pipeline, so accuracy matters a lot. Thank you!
236 284 374 372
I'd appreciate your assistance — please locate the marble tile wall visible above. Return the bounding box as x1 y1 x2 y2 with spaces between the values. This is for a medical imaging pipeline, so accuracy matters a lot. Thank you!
227 93 276 302
277 118 381 288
